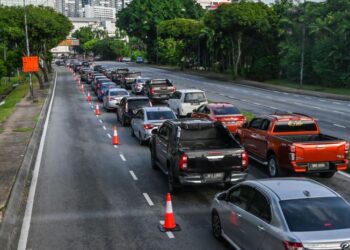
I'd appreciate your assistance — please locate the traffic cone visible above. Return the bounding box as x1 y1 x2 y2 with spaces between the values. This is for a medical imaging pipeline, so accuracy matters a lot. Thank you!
95 103 101 116
80 83 84 92
112 126 119 145
87 92 91 103
159 193 181 232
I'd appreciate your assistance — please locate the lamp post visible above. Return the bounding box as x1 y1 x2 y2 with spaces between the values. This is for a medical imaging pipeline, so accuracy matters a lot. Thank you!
23 0 34 98
299 0 306 88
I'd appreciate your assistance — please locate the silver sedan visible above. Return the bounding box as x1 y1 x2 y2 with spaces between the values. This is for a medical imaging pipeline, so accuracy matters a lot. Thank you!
130 107 176 145
102 88 129 110
211 178 350 250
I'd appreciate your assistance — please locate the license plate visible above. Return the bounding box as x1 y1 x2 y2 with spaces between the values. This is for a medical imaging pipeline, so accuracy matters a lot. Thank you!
204 173 224 179
308 162 329 170
160 95 168 98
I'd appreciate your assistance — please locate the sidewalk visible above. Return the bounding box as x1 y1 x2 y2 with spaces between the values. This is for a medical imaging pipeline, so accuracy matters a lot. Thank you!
149 64 350 101
0 82 50 221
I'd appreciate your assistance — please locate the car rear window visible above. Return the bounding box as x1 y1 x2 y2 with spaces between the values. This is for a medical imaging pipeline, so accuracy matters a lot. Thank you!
128 99 151 108
273 121 317 132
280 197 350 232
126 73 141 78
212 106 241 115
110 90 128 96
146 111 175 120
184 92 206 103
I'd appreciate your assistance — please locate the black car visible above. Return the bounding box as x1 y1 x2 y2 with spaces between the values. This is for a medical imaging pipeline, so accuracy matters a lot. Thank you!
116 96 152 126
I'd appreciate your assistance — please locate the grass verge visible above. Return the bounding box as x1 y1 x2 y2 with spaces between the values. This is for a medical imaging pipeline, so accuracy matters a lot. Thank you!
13 127 33 132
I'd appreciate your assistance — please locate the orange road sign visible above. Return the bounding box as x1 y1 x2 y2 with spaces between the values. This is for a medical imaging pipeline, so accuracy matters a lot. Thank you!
22 56 39 73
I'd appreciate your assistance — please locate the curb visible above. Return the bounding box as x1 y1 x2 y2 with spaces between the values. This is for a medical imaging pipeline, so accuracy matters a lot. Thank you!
146 64 350 102
0 72 56 250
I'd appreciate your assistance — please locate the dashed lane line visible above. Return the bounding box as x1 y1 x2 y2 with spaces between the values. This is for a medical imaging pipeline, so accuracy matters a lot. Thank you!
107 133 112 138
159 221 175 239
333 102 341 105
99 119 103 123
120 154 126 161
102 126 107 130
129 171 138 181
333 124 346 128
143 193 154 206
114 145 118 149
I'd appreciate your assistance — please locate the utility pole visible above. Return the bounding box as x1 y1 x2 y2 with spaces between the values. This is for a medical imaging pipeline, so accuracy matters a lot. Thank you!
299 0 306 88
24 0 34 98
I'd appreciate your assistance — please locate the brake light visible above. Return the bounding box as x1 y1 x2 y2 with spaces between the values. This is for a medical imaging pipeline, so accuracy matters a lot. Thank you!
150 88 155 94
345 142 349 155
283 241 304 250
172 86 176 92
125 103 128 112
241 151 249 168
289 145 296 161
179 154 188 171
144 124 154 129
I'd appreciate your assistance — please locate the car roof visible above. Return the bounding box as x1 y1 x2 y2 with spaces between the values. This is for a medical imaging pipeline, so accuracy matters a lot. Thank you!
207 102 235 108
143 106 173 112
101 82 115 85
109 87 127 91
124 96 149 101
250 178 338 201
177 89 204 93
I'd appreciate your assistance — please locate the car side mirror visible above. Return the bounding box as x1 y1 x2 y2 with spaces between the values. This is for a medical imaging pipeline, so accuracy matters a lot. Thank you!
193 109 197 113
152 129 158 135
217 192 227 201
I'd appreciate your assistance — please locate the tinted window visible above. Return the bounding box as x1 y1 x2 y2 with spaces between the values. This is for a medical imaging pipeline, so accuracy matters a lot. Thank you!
184 92 206 103
280 197 350 232
146 111 176 120
228 186 255 210
273 121 318 132
128 99 151 109
110 90 128 96
159 126 169 141
248 191 271 223
250 118 263 129
260 120 271 131
150 80 172 87
126 73 141 78
212 106 241 115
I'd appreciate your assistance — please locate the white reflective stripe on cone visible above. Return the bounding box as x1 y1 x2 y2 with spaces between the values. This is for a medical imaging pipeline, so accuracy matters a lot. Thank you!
166 201 173 213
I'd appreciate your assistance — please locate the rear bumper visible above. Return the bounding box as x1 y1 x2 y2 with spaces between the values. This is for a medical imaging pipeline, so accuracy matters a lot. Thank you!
290 159 349 173
149 94 171 100
178 171 248 185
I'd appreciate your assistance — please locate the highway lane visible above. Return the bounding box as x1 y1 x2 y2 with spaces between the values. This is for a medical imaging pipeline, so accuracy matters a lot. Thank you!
103 62 350 142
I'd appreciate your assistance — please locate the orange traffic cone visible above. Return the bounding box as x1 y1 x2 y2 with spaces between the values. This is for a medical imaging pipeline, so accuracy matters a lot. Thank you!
95 103 101 116
87 92 91 102
159 193 181 232
80 83 84 92
112 126 119 145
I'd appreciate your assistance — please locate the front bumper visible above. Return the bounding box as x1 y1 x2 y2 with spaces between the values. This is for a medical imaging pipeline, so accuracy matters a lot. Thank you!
179 171 248 185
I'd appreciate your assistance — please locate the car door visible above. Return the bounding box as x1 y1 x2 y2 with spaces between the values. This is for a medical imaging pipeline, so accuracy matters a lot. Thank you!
220 185 256 249
155 124 170 171
254 119 271 158
192 105 205 118
238 189 271 250
244 118 263 155
118 98 125 119
103 90 109 107
168 91 180 112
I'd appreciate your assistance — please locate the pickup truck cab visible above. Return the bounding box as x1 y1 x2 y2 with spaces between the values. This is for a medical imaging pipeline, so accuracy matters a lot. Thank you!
150 119 248 193
236 113 349 178
168 89 208 117
143 79 176 101
122 72 142 89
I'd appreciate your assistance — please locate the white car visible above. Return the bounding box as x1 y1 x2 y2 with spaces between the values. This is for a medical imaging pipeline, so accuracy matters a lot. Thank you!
102 88 129 110
167 89 208 117
130 107 176 145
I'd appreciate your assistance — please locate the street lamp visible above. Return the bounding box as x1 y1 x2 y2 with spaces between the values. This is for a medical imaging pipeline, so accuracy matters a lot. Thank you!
23 0 34 98
299 0 306 88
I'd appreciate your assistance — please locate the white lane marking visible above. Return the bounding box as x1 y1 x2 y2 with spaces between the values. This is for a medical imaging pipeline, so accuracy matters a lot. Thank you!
319 99 326 102
143 193 154 206
273 91 280 93
333 123 346 128
99 119 103 123
267 106 278 109
338 171 350 179
114 145 118 149
129 171 138 181
311 106 322 110
17 72 58 250
253 102 261 106
107 133 112 138
159 221 175 239
283 93 288 95
90 105 93 109
333 102 341 105
120 154 126 161
102 126 107 130
293 94 299 97
332 110 344 114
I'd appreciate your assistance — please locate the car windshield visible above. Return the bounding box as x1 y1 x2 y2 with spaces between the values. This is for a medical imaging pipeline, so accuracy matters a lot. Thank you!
128 99 150 109
110 90 128 96
151 81 172 87
212 106 241 115
280 197 350 232
136 79 148 84
127 73 141 78
146 111 175 120
273 121 318 132
184 92 206 103
101 83 115 89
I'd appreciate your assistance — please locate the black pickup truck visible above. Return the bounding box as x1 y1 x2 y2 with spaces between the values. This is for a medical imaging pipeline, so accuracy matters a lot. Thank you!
149 119 248 193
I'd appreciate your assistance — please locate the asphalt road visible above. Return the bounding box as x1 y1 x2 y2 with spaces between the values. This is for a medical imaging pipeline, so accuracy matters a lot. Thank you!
22 63 350 250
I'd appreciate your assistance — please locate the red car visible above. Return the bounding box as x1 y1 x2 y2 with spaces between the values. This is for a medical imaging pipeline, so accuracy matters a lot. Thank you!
191 103 246 133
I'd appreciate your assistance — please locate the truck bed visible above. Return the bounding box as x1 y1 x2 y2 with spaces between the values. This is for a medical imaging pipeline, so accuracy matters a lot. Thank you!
275 134 341 143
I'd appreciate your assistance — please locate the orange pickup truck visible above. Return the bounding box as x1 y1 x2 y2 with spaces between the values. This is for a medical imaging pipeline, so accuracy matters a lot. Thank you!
236 113 349 178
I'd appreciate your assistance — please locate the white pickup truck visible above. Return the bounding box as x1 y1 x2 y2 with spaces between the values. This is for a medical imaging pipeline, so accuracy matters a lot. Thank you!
168 89 208 117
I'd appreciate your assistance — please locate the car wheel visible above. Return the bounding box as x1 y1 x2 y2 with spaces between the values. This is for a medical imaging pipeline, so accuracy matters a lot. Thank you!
268 154 279 177
212 212 222 240
138 133 144 145
319 172 335 178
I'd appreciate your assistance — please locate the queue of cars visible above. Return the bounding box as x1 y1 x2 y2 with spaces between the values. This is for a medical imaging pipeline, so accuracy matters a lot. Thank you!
71 62 350 250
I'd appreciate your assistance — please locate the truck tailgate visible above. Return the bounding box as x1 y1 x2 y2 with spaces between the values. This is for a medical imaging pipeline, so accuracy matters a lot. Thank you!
183 148 243 173
294 141 347 163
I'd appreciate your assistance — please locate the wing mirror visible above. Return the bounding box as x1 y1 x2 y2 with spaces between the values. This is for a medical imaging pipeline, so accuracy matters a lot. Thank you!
152 128 158 135
192 109 197 113
217 192 227 201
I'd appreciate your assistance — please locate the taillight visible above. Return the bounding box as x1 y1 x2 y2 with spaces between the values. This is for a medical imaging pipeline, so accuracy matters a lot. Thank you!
345 142 349 155
144 124 154 129
283 241 304 250
125 103 128 112
179 154 188 171
150 88 155 94
241 151 249 168
172 86 176 92
289 145 296 161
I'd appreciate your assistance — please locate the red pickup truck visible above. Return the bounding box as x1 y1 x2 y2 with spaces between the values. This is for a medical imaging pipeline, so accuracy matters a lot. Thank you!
236 113 349 178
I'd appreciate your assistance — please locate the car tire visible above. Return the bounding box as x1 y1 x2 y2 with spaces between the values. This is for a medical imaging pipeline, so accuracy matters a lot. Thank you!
212 212 222 240
319 172 335 178
267 154 279 177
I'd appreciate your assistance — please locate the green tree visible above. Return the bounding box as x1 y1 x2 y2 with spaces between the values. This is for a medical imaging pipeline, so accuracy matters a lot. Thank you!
92 38 130 60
